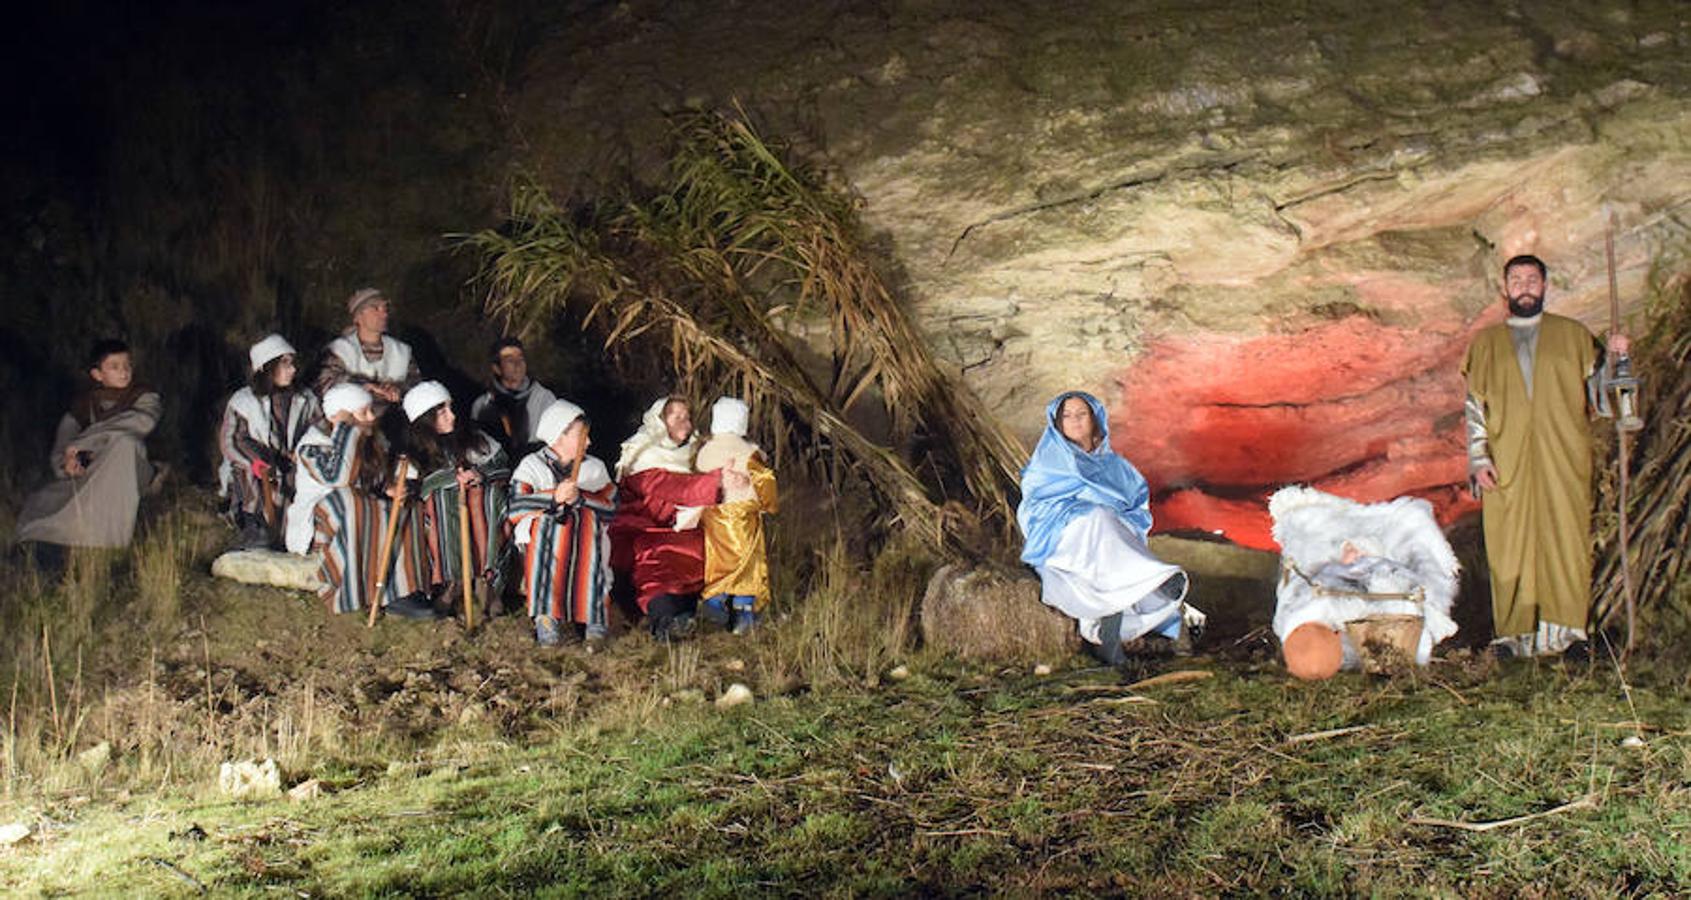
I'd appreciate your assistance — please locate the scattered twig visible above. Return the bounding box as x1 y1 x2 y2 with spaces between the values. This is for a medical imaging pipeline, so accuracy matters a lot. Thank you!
1558 719 1661 732
1127 670 1213 690
1090 695 1158 706
1285 725 1373 745
143 856 206 894
1408 794 1598 833
1427 678 1469 706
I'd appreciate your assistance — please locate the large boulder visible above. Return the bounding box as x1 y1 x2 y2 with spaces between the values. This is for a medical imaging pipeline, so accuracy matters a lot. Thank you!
211 549 322 592
920 564 1079 662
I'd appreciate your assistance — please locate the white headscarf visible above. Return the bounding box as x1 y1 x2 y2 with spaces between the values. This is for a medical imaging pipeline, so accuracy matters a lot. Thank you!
248 333 296 372
322 383 374 419
709 396 749 437
615 396 698 478
535 399 586 446
401 380 451 423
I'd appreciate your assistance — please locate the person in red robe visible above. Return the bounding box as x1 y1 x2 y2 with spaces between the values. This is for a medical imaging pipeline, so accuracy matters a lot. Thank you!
609 396 722 641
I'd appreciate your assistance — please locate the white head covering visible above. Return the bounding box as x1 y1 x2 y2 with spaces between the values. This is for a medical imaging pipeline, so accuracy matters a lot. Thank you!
709 397 749 437
347 287 386 316
615 396 698 477
248 333 296 373
322 383 374 419
402 380 452 423
535 399 586 446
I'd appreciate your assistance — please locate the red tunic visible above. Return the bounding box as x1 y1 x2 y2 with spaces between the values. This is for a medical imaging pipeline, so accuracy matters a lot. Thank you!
609 468 722 610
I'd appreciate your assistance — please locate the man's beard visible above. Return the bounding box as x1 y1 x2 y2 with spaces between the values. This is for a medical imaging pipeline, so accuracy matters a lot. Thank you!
1507 292 1544 318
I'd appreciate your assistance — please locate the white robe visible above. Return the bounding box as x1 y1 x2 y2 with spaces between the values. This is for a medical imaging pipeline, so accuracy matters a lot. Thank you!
1036 506 1196 645
324 334 413 385
286 423 355 554
217 386 320 498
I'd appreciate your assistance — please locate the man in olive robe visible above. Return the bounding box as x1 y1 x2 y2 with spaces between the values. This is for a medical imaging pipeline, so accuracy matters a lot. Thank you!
1462 254 1629 660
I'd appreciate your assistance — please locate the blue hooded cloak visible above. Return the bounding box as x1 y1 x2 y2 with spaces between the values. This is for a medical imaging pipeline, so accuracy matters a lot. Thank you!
1018 391 1153 567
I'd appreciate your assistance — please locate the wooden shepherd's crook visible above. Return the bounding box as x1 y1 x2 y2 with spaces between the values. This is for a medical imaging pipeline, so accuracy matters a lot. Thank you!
367 456 412 628
259 470 278 543
458 474 475 631
1606 212 1638 659
569 422 591 487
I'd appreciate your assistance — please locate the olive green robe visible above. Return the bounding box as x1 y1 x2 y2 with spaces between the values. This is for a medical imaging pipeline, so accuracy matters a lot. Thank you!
1461 313 1599 635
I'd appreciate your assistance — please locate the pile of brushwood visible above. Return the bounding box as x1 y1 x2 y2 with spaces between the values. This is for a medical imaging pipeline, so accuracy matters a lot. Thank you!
1592 278 1691 664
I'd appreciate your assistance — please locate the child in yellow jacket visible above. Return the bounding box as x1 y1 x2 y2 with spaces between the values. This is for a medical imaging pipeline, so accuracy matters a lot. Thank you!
695 397 777 634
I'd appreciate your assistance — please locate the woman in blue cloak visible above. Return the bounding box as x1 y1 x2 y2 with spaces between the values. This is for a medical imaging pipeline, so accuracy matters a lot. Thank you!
1018 391 1201 665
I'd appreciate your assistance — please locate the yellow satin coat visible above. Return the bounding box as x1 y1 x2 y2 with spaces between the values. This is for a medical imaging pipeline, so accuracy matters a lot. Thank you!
702 456 778 608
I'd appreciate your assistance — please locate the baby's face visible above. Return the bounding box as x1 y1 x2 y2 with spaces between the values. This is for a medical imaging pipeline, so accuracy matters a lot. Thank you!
1340 542 1362 565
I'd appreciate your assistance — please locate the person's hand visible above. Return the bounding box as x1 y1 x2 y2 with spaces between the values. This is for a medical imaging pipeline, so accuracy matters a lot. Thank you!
62 446 85 477
1474 464 1499 492
552 480 580 505
1608 332 1632 356
372 383 401 403
455 467 479 490
722 467 751 494
388 480 407 501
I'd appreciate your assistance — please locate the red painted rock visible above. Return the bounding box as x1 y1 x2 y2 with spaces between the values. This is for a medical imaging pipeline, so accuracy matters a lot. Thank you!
1114 314 1495 551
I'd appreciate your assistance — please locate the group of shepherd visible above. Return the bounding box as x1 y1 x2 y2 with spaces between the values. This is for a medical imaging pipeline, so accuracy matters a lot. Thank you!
14 288 776 646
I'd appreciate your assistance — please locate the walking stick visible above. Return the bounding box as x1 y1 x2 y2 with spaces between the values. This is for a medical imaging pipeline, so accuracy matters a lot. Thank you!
458 474 475 631
568 423 591 489
367 456 413 628
259 468 281 546
1605 214 1639 660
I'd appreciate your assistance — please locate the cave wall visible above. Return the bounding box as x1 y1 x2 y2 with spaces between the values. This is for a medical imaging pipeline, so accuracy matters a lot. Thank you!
509 0 1691 547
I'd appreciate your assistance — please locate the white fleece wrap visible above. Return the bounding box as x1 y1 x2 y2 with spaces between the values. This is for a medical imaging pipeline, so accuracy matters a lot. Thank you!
1269 486 1460 666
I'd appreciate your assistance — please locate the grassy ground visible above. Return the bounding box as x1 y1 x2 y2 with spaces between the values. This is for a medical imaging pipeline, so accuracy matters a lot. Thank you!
2 649 1687 895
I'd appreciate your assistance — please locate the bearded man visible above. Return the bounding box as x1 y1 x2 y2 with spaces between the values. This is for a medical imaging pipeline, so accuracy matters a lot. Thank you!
1462 254 1629 660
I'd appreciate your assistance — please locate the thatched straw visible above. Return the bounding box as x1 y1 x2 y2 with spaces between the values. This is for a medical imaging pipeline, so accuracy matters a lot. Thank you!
459 108 1025 557
1592 279 1691 642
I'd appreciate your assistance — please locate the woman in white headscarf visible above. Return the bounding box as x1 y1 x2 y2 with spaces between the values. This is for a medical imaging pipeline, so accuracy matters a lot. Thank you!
220 334 320 549
608 395 723 641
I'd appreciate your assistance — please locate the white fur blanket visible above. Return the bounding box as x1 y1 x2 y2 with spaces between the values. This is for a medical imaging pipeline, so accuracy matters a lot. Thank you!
1269 486 1459 665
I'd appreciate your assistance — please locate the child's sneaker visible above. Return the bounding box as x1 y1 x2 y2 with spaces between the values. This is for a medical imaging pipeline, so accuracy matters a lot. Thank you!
700 595 731 628
535 615 561 647
730 597 758 635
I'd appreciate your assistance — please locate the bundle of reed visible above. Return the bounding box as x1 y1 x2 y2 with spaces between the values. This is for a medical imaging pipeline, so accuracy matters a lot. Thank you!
460 109 1025 558
1592 280 1691 645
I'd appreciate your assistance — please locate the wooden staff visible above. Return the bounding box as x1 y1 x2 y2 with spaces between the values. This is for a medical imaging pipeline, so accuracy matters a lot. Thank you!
568 422 591 489
259 471 277 539
458 472 475 631
1606 213 1638 659
367 456 412 628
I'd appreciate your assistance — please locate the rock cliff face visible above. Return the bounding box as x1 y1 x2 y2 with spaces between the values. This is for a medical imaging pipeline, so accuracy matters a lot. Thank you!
513 0 1690 547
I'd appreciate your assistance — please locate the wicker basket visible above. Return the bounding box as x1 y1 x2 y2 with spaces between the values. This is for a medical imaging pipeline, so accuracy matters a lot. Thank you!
1283 561 1426 673
1345 613 1423 673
